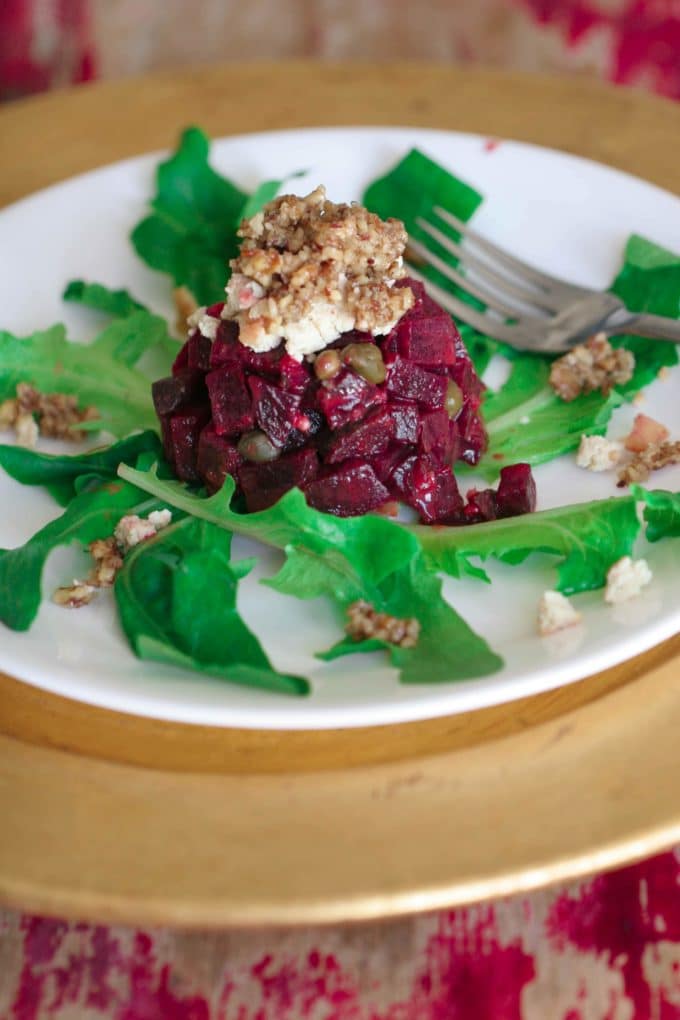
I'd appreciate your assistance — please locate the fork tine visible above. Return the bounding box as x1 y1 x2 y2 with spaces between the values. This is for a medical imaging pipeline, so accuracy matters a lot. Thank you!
407 236 550 322
415 217 560 315
431 206 591 298
406 267 543 349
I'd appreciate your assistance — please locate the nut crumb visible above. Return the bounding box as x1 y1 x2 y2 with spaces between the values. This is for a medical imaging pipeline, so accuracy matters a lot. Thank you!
0 382 98 444
549 333 634 402
88 537 124 588
173 286 199 335
15 412 39 448
617 440 680 486
53 579 96 608
345 599 420 649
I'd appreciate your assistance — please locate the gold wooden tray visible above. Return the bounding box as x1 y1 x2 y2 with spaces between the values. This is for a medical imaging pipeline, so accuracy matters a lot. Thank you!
1 63 679 928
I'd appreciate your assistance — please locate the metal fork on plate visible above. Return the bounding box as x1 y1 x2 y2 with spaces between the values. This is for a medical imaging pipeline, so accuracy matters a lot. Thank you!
406 207 680 354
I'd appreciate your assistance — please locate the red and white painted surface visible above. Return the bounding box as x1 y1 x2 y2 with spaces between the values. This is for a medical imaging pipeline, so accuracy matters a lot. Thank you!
1 1 679 1015
1 0 679 100
0 851 679 1018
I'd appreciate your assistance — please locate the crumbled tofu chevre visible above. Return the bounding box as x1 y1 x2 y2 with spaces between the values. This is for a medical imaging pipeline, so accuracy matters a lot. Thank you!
220 186 415 360
604 556 652 604
576 435 623 472
537 591 582 636
549 333 634 402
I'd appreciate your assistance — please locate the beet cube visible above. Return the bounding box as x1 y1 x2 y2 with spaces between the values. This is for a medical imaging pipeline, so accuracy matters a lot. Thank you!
168 404 210 482
279 353 311 394
463 488 498 523
186 332 212 371
326 408 395 464
496 463 536 518
456 402 488 465
450 355 484 399
197 425 241 493
386 356 448 409
209 320 241 367
396 315 457 366
172 341 189 375
206 364 255 437
317 368 385 430
152 368 205 417
391 453 463 524
304 462 390 517
240 448 319 512
248 376 307 448
389 402 420 444
420 408 455 466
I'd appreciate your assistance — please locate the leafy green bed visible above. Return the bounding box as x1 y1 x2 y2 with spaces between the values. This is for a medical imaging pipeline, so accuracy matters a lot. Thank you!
1 127 679 696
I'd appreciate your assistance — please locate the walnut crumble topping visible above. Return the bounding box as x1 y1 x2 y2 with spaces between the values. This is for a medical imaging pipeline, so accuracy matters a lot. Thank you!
617 440 680 486
52 511 172 609
0 382 98 448
345 599 420 649
549 333 635 403
223 186 415 360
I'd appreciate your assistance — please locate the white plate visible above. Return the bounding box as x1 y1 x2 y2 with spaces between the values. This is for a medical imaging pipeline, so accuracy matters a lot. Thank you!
1 126 680 730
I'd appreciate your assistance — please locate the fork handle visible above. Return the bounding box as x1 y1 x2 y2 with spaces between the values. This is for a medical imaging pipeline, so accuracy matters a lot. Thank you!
622 312 680 344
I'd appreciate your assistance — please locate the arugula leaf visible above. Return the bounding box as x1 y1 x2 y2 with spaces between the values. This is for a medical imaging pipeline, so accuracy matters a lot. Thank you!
610 234 680 392
0 314 171 437
633 486 680 543
0 431 161 506
115 516 307 696
118 467 503 684
409 494 641 595
0 472 159 631
63 280 148 317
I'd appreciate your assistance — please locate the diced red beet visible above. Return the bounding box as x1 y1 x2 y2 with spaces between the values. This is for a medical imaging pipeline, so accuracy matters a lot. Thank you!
240 448 319 512
209 319 241 367
420 408 455 467
389 402 420 444
304 461 390 517
172 343 189 375
206 364 255 437
317 368 385 430
279 354 311 394
496 463 536 517
248 376 308 448
186 332 212 371
450 354 484 399
167 404 211 482
386 356 448 409
152 368 205 417
391 453 463 524
325 407 395 464
456 401 488 465
396 314 457 366
463 487 498 523
197 425 241 493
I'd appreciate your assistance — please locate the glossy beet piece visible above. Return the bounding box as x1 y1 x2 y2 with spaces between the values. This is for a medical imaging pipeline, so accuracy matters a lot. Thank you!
240 448 319 512
206 364 255 437
249 376 310 448
186 332 212 371
389 403 419 444
197 426 242 494
325 408 395 465
455 401 487 465
304 461 390 517
152 368 205 417
392 454 463 524
420 408 455 467
463 487 498 523
317 368 385 430
386 356 448 409
396 313 458 366
496 463 537 517
167 404 211 482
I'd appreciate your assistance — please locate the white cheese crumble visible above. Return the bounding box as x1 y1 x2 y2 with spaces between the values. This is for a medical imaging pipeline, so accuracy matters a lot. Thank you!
604 556 652 604
114 510 173 553
576 434 622 472
148 509 173 531
537 591 582 636
187 306 220 340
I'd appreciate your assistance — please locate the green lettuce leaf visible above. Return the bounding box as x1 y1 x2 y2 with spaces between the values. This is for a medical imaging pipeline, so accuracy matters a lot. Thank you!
115 516 307 696
633 485 680 542
118 466 503 684
0 431 161 506
610 234 680 392
130 127 285 306
63 280 148 317
0 313 171 437
0 469 160 631
409 494 641 595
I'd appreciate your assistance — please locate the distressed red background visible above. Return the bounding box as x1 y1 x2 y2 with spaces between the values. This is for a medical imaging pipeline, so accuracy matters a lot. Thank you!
1 1 679 1016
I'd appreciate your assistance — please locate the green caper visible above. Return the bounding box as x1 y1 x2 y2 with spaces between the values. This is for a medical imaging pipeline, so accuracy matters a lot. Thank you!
342 342 386 384
444 380 463 419
237 430 280 463
314 349 342 381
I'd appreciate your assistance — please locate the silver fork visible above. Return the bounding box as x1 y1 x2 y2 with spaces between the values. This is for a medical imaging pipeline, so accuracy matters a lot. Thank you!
406 206 680 353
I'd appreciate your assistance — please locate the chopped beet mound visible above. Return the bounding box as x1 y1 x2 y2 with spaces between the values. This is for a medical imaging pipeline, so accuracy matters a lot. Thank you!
153 278 536 523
